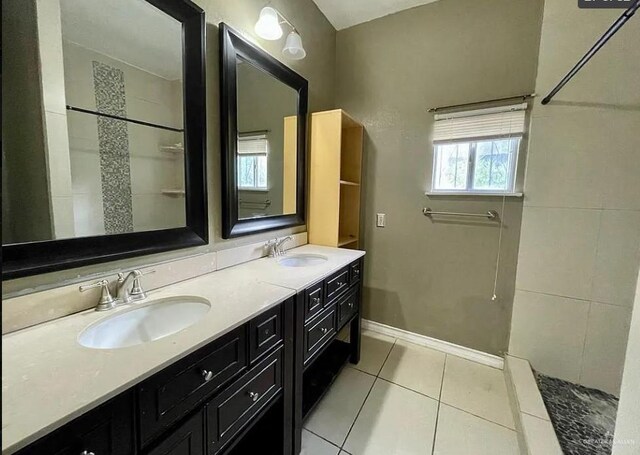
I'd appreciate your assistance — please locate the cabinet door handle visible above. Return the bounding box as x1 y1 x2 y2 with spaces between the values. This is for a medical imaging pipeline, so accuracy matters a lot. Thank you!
202 369 214 381
312 297 321 304
348 302 354 308
248 391 260 402
337 281 344 287
320 327 329 334
80 451 95 455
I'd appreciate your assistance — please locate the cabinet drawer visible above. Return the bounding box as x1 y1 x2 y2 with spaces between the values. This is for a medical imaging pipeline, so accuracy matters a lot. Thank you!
303 281 324 322
349 260 362 285
325 268 349 303
206 348 283 454
145 410 204 455
249 304 283 365
303 305 337 364
337 288 358 330
16 391 134 455
138 327 247 447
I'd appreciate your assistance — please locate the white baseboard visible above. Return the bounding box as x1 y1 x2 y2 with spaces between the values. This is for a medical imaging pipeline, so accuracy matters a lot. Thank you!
361 319 504 370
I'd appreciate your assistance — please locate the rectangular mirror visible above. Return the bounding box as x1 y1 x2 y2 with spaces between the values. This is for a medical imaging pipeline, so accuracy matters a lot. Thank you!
2 0 207 279
220 23 307 238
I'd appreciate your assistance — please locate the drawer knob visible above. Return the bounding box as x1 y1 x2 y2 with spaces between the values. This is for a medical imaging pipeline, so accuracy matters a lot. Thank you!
320 327 329 334
312 297 321 304
337 281 344 286
80 451 95 455
348 302 354 308
355 269 360 275
202 369 214 381
248 391 260 402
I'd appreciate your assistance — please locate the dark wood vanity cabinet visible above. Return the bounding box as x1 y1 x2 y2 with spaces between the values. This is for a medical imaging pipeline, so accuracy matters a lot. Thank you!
15 257 364 455
15 390 135 455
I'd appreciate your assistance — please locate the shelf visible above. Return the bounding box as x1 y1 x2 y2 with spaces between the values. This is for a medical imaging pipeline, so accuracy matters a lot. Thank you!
340 180 360 186
161 189 185 196
338 236 358 247
302 340 351 420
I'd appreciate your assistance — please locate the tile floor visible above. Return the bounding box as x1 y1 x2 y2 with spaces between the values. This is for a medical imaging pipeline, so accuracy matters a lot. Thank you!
302 330 519 455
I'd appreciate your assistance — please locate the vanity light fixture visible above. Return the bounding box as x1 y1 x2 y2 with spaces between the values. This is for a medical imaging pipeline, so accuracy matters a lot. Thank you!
254 6 306 60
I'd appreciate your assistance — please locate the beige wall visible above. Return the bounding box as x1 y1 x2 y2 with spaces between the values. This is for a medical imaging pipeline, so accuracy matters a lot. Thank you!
3 0 336 297
336 0 544 355
509 0 640 396
613 270 640 454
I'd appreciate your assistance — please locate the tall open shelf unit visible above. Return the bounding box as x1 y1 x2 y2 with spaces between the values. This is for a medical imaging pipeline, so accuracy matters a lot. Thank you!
308 109 364 249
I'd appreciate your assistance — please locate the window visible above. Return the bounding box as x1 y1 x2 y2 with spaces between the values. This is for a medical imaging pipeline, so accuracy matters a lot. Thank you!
238 133 268 190
431 104 526 194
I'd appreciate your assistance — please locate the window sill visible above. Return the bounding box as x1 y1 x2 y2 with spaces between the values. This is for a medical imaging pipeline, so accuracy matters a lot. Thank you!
238 188 270 193
426 191 523 198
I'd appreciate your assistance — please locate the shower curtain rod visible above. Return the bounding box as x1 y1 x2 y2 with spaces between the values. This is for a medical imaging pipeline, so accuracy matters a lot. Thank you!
427 94 535 113
542 0 640 105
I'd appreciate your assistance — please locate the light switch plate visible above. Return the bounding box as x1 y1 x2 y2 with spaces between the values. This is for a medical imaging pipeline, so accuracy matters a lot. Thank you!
376 213 386 227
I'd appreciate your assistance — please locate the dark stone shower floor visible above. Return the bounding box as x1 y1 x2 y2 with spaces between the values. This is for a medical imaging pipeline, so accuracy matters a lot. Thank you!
535 373 618 455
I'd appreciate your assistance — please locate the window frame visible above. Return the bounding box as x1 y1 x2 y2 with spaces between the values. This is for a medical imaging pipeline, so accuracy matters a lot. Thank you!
431 135 522 195
237 133 269 191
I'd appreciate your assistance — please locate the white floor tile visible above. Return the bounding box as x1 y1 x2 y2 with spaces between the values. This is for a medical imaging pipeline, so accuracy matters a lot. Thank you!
441 356 515 429
304 367 376 446
433 404 519 455
349 331 395 375
301 429 340 455
379 340 446 399
343 379 438 455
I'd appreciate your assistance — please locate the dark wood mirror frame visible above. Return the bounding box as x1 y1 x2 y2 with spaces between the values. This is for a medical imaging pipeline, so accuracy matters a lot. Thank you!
2 0 208 280
219 23 308 239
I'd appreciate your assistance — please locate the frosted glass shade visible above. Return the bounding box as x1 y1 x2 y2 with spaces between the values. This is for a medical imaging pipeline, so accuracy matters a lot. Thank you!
254 7 283 40
282 31 306 60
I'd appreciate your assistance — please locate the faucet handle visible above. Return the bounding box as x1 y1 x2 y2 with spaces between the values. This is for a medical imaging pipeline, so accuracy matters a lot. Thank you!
79 279 116 311
265 239 278 257
131 269 155 301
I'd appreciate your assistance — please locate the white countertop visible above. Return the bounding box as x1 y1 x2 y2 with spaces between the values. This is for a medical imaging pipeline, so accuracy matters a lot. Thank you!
1 245 365 454
230 244 365 292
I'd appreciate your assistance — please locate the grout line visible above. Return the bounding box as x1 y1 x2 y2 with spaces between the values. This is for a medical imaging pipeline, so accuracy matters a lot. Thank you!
439 402 518 432
431 398 442 455
339 337 398 450
430 354 448 455
302 428 342 451
375 377 440 402
438 354 448 401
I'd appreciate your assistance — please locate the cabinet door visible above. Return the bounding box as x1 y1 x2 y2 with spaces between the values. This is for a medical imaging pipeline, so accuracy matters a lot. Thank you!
145 411 204 455
16 391 134 455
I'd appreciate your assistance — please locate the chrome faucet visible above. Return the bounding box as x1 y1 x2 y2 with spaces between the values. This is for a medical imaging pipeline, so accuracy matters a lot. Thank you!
80 269 155 311
265 236 293 257
117 269 155 303
276 236 293 255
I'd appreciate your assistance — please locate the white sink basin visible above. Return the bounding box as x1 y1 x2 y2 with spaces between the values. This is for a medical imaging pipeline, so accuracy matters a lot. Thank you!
78 296 210 349
277 254 328 267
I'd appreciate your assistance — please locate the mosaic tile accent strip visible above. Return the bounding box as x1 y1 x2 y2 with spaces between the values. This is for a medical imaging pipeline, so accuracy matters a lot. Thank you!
93 61 134 234
536 373 618 455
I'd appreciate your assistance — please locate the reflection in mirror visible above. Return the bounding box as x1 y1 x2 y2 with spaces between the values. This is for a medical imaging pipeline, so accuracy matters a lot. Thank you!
2 0 185 245
236 58 298 220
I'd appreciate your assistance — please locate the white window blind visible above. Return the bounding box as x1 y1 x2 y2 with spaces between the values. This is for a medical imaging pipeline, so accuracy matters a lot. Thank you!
238 132 268 154
433 103 527 143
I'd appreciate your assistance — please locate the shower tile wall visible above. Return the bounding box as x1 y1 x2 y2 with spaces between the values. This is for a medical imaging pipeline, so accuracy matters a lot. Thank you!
63 41 185 237
509 0 640 396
